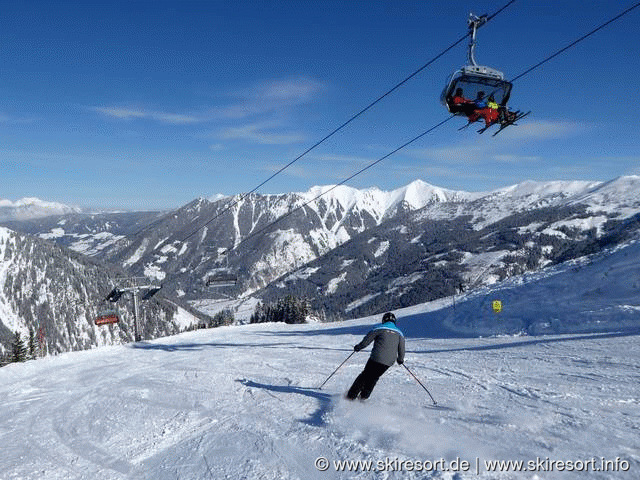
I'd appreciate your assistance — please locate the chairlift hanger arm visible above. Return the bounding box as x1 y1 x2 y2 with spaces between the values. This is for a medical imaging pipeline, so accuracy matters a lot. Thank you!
467 13 489 67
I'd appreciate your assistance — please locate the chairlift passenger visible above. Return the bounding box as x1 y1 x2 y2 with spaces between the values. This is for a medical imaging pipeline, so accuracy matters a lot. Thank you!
448 88 475 116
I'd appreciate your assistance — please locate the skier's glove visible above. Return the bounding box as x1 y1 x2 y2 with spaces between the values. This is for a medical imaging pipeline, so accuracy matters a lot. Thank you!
353 345 361 352
397 359 404 365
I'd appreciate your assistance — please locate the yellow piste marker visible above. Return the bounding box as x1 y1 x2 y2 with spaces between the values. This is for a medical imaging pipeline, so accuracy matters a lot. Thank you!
492 300 503 314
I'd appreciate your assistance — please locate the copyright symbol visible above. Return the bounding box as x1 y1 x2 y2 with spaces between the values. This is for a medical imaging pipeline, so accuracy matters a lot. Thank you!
315 456 330 471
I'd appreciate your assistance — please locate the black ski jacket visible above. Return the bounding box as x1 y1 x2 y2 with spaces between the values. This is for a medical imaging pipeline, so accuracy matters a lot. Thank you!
354 321 405 367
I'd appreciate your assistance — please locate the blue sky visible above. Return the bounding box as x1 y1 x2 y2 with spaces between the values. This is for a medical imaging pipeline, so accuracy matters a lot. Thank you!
1 0 639 210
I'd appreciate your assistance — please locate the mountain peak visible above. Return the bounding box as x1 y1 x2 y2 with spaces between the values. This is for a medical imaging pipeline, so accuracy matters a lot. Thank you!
393 179 472 208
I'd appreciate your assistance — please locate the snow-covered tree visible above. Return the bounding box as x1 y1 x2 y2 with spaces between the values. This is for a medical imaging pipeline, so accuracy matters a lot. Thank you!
211 309 234 327
28 327 37 360
250 295 309 324
11 331 28 363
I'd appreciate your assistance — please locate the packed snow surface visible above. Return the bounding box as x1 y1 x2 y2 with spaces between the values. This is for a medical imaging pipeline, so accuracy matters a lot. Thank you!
2 319 638 478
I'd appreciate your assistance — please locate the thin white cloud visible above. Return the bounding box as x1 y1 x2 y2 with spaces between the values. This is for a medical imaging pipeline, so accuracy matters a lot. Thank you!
490 153 541 163
408 119 586 164
408 144 488 164
93 77 324 129
151 112 201 125
94 107 146 120
218 122 307 145
0 112 35 124
308 153 375 164
94 107 201 125
409 144 542 165
259 77 323 103
216 76 325 119
497 119 584 140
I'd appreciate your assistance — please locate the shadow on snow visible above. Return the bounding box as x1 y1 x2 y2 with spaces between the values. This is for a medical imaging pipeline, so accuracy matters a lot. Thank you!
264 311 469 339
236 378 334 427
414 328 640 355
130 341 297 352
265 310 640 344
129 340 351 354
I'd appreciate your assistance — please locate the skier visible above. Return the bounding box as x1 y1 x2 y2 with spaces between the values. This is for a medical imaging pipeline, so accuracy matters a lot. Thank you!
346 312 405 401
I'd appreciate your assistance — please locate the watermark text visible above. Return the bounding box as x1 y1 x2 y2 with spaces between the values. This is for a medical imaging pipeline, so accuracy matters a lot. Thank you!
314 456 631 474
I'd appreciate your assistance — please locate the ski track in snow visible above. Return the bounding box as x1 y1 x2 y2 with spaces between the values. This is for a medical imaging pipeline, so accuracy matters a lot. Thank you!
1 320 638 479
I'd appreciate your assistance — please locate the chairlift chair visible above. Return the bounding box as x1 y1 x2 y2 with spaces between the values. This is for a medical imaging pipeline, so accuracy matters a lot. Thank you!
95 308 120 326
205 271 238 288
204 246 237 288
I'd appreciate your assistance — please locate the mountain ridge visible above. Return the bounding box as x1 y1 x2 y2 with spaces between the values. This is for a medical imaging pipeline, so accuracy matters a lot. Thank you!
3 175 640 322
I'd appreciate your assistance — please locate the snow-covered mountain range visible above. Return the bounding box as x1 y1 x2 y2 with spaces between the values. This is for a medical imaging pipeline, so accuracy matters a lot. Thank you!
3 176 640 327
258 176 640 317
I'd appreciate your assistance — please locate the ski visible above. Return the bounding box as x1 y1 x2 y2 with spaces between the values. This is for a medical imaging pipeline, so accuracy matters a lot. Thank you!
424 403 455 411
492 111 531 136
477 123 493 134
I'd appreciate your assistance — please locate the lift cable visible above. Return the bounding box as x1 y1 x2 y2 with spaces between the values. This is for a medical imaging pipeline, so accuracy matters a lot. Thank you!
178 0 518 243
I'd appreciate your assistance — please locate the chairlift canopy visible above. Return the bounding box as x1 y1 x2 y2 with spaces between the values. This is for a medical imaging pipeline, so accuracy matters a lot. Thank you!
105 288 123 303
441 67 513 114
141 286 162 300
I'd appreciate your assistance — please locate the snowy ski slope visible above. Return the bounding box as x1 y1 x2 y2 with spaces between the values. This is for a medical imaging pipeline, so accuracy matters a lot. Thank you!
1 241 639 479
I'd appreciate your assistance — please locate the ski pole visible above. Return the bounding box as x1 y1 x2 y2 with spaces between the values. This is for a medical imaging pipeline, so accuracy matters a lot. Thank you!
403 364 438 406
318 351 356 389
